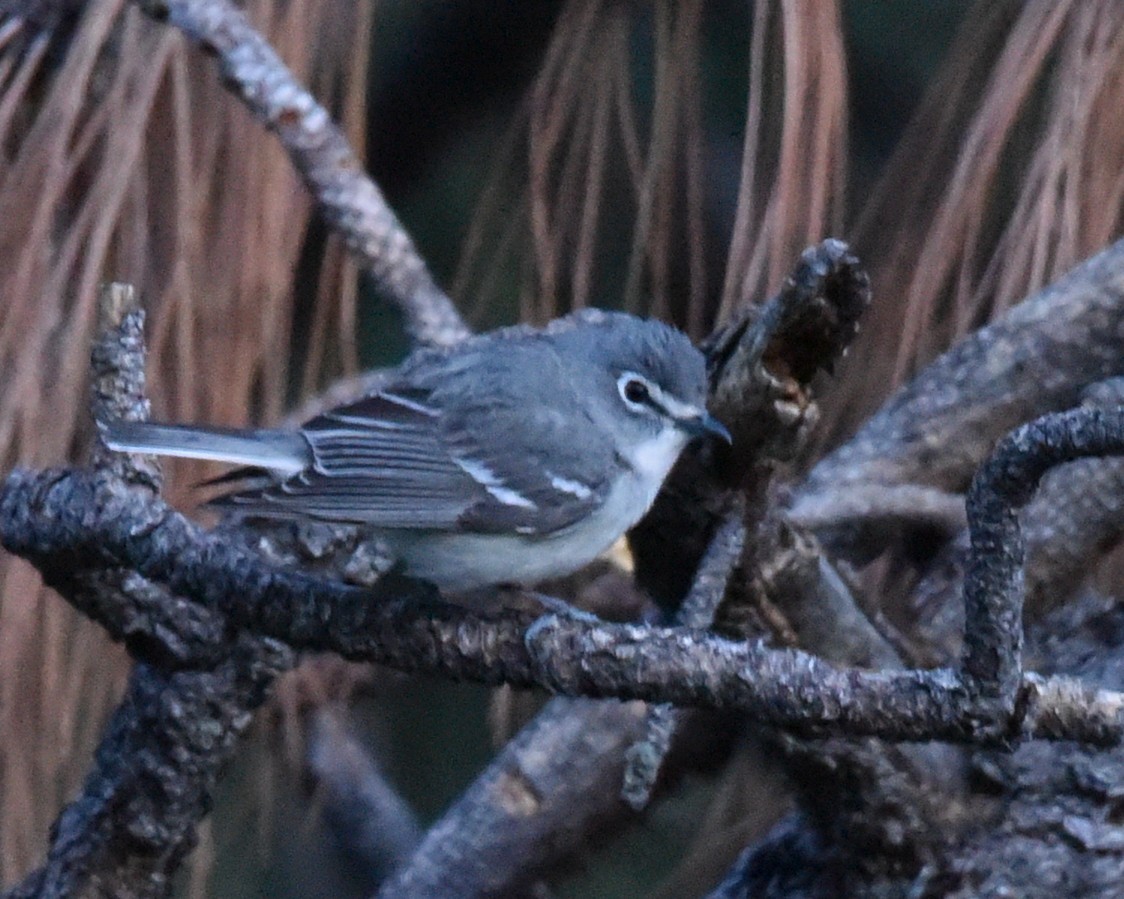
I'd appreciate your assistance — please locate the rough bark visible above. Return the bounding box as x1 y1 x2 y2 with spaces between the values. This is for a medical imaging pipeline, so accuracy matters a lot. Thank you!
791 236 1124 562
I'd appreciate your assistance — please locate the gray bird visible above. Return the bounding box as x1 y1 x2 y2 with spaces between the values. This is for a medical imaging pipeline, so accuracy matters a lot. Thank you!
103 309 730 590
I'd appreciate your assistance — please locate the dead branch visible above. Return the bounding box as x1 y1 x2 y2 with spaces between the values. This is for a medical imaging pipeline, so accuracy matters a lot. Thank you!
617 241 871 807
792 236 1124 560
5 5 1123 895
1023 377 1124 616
5 412 1124 743
3 648 292 899
5 285 1124 896
621 507 746 810
7 240 1124 899
710 586 1124 899
633 238 870 607
376 697 651 899
306 708 421 890
1 285 297 899
960 409 1124 707
132 0 469 348
914 376 1124 659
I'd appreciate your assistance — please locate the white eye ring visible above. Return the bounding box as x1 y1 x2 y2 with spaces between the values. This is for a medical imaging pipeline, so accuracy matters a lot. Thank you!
618 373 654 411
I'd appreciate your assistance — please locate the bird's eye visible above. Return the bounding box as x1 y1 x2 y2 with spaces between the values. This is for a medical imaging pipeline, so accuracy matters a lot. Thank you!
623 378 649 405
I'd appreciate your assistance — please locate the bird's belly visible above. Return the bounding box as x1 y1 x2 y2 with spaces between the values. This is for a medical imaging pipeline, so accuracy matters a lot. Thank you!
392 471 659 590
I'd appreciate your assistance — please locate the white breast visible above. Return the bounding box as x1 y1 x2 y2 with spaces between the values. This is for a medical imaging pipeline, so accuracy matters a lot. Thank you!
619 425 690 501
391 426 689 591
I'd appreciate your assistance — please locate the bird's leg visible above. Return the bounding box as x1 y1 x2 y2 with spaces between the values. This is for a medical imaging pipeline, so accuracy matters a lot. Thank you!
523 590 601 622
513 589 602 656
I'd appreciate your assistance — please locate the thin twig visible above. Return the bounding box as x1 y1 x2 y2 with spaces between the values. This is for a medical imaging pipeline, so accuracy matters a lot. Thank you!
621 509 746 810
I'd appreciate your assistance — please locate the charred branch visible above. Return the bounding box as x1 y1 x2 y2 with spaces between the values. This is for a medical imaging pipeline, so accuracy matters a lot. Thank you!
1 285 297 899
5 416 1124 748
632 239 871 608
793 236 1124 561
3 253 1122 897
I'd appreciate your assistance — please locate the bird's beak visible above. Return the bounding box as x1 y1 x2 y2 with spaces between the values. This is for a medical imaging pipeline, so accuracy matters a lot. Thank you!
679 410 732 444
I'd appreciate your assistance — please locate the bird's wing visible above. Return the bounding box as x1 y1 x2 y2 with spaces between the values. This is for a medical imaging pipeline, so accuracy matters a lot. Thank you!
215 390 478 528
215 382 613 535
428 339 619 534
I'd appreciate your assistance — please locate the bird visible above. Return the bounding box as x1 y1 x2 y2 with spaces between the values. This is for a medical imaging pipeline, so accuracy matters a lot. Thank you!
103 309 731 592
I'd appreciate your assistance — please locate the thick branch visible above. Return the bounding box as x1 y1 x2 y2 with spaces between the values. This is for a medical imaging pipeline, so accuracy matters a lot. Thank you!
3 285 296 899
4 428 1124 746
4 646 290 899
4 410 1124 897
793 236 1124 555
523 622 1119 745
133 0 469 347
704 238 870 467
375 697 651 899
711 592 1124 899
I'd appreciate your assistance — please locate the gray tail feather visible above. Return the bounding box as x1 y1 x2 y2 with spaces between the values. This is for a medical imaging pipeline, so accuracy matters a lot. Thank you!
101 421 310 475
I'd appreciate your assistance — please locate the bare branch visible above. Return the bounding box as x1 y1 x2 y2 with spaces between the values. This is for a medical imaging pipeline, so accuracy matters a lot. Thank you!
962 407 1124 707
619 241 874 808
2 285 296 899
705 238 870 466
3 647 291 899
709 589 1124 899
7 257 1124 895
6 410 1124 747
622 508 746 810
88 283 161 489
306 708 421 888
523 618 1123 746
786 483 966 540
793 236 1124 556
743 513 902 670
633 238 871 606
1023 377 1124 616
84 284 222 670
133 0 469 348
375 697 650 899
913 378 1124 659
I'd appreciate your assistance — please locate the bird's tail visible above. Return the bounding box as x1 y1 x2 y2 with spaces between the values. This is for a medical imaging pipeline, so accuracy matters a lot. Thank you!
101 421 310 475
